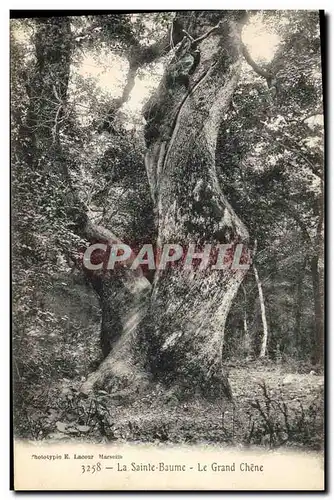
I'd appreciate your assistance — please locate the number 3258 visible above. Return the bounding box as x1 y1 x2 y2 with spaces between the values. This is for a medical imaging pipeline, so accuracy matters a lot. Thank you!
81 463 101 474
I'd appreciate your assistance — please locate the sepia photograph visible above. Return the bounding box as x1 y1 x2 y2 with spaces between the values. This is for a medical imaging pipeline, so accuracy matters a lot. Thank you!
11 9 325 491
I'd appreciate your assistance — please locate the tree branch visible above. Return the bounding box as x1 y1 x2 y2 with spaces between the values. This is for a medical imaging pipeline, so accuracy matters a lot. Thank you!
276 201 313 245
111 15 224 114
281 134 324 181
120 65 138 105
103 16 186 117
191 20 223 48
241 42 272 83
301 108 323 123
129 14 187 68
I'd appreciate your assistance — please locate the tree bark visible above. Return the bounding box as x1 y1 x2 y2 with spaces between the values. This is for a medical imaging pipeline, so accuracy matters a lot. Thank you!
141 12 250 399
82 12 251 401
80 222 152 393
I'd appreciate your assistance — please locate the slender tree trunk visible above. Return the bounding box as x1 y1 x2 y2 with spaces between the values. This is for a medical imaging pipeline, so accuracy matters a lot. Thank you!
311 190 324 366
242 285 251 358
253 264 268 358
294 257 306 356
310 254 324 365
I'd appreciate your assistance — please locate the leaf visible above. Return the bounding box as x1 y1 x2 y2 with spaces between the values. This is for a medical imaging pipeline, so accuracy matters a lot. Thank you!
66 427 80 434
46 409 59 422
56 421 68 433
48 432 68 441
76 425 90 433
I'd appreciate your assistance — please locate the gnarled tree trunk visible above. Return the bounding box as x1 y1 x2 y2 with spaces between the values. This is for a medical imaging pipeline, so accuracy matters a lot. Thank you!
83 12 250 401
18 13 251 402
143 12 249 399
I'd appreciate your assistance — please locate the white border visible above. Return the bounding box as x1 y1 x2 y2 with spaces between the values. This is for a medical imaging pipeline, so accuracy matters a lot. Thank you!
4 1 334 9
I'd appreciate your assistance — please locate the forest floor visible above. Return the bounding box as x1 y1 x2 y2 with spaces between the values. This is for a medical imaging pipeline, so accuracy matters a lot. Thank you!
14 361 324 450
13 273 324 450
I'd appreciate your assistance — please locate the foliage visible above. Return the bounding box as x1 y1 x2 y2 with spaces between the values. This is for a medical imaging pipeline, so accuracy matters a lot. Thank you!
218 11 323 362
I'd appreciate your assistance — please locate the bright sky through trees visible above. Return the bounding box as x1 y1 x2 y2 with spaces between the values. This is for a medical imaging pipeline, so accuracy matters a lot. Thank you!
77 15 281 115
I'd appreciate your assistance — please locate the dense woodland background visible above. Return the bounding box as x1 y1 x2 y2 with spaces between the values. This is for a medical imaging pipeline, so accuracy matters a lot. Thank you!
11 11 324 447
